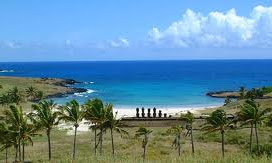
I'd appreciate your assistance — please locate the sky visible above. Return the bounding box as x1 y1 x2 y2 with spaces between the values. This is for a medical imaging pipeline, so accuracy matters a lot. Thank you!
0 0 272 62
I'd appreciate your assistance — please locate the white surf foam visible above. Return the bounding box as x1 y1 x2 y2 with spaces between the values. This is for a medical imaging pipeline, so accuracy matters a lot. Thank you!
83 81 95 84
74 89 96 96
0 70 14 73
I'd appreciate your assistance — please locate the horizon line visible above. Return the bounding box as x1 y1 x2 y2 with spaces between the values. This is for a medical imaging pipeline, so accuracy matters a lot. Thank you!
1 58 272 63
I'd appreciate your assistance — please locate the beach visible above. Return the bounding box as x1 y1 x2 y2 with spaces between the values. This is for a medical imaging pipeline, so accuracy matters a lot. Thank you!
58 105 219 135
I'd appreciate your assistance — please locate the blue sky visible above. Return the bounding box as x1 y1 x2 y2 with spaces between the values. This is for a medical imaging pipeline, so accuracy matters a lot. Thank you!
0 0 272 61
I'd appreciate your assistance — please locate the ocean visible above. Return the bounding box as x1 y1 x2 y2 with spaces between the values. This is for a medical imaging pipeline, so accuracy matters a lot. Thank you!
1 60 272 109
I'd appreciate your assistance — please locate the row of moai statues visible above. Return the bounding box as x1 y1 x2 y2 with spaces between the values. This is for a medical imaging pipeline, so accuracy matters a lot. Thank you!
136 107 169 118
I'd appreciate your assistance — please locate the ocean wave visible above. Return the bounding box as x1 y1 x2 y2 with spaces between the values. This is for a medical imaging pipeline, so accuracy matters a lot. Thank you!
86 89 95 93
0 70 14 73
74 89 96 97
83 81 94 84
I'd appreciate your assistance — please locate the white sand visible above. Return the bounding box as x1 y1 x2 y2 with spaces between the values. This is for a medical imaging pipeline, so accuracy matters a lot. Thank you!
58 105 219 135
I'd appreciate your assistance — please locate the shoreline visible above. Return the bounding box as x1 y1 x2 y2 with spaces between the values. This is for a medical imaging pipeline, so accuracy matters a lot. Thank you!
113 104 220 118
59 105 220 135
38 77 89 99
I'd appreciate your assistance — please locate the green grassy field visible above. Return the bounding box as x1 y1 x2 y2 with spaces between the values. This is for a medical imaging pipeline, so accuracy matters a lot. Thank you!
1 126 272 162
0 76 72 96
199 98 272 114
0 76 75 112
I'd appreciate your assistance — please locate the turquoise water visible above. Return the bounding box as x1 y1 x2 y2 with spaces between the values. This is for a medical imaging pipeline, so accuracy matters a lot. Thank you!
1 60 272 108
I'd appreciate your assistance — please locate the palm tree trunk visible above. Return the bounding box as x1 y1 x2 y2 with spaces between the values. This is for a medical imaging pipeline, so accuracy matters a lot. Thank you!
100 126 103 154
5 148 8 163
110 127 115 155
250 123 253 154
255 122 260 154
191 128 195 154
5 112 8 163
143 146 146 160
94 124 97 155
73 126 78 160
15 146 18 162
221 130 225 158
143 135 147 160
178 135 181 156
22 140 25 162
47 130 52 161
18 138 21 161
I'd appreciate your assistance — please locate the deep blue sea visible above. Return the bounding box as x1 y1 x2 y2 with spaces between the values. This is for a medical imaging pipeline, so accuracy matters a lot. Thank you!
1 60 272 109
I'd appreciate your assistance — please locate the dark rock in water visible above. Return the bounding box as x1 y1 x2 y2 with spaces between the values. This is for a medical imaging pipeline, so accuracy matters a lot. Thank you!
46 87 88 99
68 88 88 94
62 78 82 85
206 91 240 98
42 78 87 99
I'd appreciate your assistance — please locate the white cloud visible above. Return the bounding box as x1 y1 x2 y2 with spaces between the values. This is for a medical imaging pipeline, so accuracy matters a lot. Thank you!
148 5 272 48
65 39 71 46
109 38 130 48
3 41 22 49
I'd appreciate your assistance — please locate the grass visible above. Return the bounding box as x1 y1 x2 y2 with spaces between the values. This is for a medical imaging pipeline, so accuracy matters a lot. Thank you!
0 76 70 96
0 76 73 112
199 98 272 114
1 126 272 162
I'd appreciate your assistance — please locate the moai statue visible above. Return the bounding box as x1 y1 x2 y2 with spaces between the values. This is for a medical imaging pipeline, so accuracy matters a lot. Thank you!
164 113 167 118
158 110 162 118
136 108 140 118
141 107 145 118
147 108 151 118
153 107 156 117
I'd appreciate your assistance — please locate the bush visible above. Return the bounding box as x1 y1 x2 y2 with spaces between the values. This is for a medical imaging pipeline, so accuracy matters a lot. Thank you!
252 144 272 156
226 133 246 145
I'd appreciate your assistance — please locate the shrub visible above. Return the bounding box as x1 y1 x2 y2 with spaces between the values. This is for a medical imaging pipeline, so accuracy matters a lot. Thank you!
252 144 272 156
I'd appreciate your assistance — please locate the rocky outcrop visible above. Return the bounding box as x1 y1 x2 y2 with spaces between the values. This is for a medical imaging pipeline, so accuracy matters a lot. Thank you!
41 78 87 99
206 91 240 98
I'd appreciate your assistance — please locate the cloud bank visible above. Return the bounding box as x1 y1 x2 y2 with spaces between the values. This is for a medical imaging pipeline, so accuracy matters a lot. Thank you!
109 38 130 48
148 5 272 48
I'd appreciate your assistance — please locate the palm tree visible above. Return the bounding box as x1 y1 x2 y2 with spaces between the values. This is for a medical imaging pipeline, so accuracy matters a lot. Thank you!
0 95 12 163
35 90 44 101
83 98 105 154
0 119 15 163
167 126 183 156
26 86 37 101
103 106 128 155
20 114 38 162
135 127 153 160
58 99 83 159
30 100 60 161
202 109 230 158
8 87 24 105
1 105 24 161
239 86 246 100
237 99 272 154
0 94 11 107
224 97 231 106
181 111 195 154
0 104 37 162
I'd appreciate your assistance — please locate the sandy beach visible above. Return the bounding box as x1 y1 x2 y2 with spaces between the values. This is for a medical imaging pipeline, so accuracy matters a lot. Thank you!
58 105 220 135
